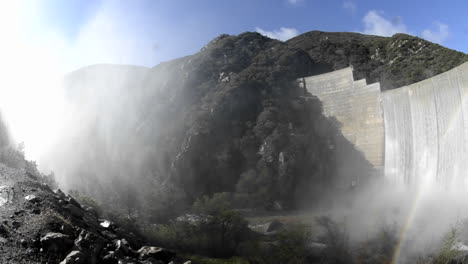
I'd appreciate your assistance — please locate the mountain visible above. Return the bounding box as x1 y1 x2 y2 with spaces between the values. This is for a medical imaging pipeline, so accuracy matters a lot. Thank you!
48 31 467 220
287 31 468 90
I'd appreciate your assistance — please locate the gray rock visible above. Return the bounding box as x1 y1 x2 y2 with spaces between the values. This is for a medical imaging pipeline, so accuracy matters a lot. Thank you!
115 238 131 255
0 224 8 237
24 194 39 203
74 229 106 262
60 250 86 264
266 220 283 232
100 219 115 229
137 246 175 262
249 220 284 235
54 189 67 198
101 251 117 264
83 206 99 219
11 220 21 229
40 232 73 252
64 204 84 218
101 230 118 240
65 195 82 209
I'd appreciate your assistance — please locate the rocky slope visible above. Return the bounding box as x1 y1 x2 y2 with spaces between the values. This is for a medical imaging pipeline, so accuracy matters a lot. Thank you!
0 163 189 264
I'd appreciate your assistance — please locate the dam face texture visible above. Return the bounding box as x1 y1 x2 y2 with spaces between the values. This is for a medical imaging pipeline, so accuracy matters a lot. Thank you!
301 62 468 187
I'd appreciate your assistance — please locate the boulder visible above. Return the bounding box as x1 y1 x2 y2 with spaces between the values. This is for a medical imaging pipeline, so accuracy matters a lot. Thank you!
40 232 73 252
101 230 118 240
101 251 118 264
100 219 115 229
64 204 84 219
137 246 175 262
24 194 40 203
11 220 21 229
54 189 67 199
0 224 8 237
249 220 284 235
65 195 82 209
60 250 86 264
75 230 92 249
115 238 131 255
266 220 284 232
74 229 106 261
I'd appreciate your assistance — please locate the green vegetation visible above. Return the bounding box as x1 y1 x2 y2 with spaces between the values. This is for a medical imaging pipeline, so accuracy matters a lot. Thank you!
316 216 352 263
144 193 251 258
141 192 318 263
356 224 398 264
433 224 462 264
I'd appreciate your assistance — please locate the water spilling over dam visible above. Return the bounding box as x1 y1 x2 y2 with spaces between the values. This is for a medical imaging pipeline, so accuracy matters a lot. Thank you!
301 62 468 186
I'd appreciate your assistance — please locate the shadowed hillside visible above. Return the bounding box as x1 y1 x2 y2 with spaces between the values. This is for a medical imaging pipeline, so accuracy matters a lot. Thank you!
52 32 375 220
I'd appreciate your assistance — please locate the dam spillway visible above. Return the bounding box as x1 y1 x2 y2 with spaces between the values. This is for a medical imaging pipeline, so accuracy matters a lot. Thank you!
383 62 468 186
302 62 468 186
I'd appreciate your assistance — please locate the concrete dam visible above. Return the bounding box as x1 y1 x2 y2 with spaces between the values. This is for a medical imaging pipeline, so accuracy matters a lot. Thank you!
301 62 468 186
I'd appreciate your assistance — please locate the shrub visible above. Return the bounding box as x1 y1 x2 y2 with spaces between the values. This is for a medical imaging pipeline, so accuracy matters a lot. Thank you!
145 194 251 258
193 192 233 215
356 224 398 264
432 223 462 264
316 216 352 264
238 223 313 264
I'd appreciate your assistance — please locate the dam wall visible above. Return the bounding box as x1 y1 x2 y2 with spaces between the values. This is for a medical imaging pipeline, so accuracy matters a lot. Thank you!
382 62 468 186
302 67 385 169
301 62 468 187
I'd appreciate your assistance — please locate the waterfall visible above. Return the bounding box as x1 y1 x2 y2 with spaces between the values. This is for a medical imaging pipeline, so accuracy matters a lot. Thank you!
382 62 468 187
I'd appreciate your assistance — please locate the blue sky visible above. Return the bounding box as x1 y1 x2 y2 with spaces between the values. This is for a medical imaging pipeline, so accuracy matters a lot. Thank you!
27 0 467 69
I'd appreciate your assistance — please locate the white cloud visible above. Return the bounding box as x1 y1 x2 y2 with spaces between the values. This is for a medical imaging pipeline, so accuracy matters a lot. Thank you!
255 27 299 41
422 22 449 44
362 10 408 36
342 1 357 14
